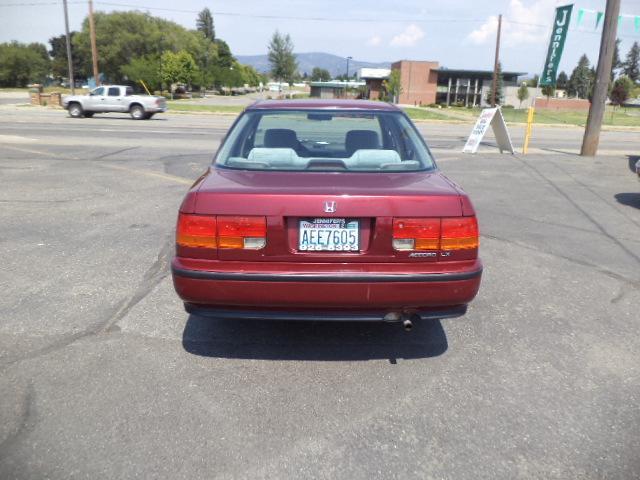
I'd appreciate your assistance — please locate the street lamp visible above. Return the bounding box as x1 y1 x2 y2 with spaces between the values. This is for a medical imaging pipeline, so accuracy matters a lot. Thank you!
346 56 353 81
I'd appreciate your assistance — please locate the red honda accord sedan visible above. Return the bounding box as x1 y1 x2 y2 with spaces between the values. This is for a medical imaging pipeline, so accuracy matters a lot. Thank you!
172 100 482 329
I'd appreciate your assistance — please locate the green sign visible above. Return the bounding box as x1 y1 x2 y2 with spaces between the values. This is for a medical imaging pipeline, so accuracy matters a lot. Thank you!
540 4 573 86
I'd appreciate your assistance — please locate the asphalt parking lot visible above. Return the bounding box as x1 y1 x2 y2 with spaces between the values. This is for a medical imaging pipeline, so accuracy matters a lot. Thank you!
1 107 639 479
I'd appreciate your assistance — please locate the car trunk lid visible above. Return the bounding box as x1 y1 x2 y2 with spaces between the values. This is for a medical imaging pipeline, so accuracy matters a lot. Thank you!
192 168 465 263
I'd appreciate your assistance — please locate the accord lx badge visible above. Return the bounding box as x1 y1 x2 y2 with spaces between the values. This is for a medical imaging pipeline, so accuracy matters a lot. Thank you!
324 201 337 213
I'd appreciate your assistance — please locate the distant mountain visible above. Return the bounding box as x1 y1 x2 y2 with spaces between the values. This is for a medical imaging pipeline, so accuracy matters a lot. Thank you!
236 52 391 78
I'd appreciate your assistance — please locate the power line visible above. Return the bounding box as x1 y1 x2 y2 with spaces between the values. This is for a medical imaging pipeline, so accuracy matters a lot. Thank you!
0 1 84 5
96 1 488 24
2 0 638 38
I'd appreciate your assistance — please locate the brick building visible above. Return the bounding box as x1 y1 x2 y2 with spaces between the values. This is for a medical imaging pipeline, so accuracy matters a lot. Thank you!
359 61 524 107
392 60 440 105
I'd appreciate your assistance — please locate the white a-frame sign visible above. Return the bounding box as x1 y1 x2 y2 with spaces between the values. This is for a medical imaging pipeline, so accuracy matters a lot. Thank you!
462 107 514 154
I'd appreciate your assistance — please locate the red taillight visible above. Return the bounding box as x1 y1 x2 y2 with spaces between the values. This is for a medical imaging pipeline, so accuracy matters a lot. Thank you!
393 216 479 254
217 216 266 249
176 214 217 248
441 217 479 250
392 218 440 250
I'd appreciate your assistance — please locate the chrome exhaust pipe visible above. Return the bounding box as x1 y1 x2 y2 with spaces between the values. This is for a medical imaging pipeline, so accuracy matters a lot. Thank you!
402 318 413 331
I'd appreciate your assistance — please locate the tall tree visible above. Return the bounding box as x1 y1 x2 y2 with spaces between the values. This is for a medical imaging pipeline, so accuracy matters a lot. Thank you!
214 39 234 68
120 54 161 90
622 41 640 83
73 11 208 82
161 50 199 89
268 31 298 84
196 8 215 41
0 41 50 87
567 54 592 99
611 38 622 80
556 71 568 90
49 33 82 80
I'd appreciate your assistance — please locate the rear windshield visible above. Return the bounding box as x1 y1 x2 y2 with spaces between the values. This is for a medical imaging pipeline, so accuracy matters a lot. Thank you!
215 110 435 172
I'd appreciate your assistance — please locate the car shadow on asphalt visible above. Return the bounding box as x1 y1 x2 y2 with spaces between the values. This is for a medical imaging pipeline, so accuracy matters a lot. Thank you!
181 315 448 362
615 193 640 210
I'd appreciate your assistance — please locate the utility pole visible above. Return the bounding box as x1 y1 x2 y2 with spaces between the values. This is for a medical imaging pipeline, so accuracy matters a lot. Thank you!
346 56 353 80
88 0 100 86
491 14 502 107
580 0 621 156
62 0 75 94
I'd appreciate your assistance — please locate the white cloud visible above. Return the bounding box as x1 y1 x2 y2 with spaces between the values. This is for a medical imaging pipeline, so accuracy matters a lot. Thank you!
390 24 425 47
367 35 382 47
467 0 556 46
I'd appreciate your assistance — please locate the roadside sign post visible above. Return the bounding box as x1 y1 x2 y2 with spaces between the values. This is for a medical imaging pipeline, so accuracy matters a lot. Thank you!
522 105 535 154
462 107 514 154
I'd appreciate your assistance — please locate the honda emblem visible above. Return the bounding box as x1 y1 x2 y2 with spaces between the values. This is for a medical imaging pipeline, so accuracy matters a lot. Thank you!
324 201 337 213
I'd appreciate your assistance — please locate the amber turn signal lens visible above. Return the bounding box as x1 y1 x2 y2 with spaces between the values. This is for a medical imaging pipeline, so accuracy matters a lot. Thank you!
176 214 217 248
441 217 479 250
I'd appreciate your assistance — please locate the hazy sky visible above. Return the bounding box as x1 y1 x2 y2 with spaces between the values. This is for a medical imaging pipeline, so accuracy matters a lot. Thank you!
2 0 640 76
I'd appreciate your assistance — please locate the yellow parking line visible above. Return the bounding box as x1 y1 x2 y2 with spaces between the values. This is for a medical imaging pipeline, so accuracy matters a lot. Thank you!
100 163 193 185
2 144 192 185
1 144 77 160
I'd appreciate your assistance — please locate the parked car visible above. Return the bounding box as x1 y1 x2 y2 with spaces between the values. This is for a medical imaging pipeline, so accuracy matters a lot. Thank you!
636 158 640 180
171 100 482 329
62 85 167 120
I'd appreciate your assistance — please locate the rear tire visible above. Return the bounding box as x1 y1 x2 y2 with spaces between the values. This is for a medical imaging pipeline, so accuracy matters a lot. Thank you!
130 104 145 120
68 103 83 118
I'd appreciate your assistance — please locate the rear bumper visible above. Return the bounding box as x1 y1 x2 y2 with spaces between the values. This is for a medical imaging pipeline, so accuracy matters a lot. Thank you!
172 258 482 315
184 304 468 322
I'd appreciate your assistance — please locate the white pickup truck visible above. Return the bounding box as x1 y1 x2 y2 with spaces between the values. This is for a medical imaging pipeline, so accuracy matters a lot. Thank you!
63 85 167 120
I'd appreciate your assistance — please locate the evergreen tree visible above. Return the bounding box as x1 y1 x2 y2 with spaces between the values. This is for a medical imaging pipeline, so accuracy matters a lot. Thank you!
196 8 215 41
556 71 568 89
622 41 640 83
567 54 592 99
268 31 298 84
611 38 622 80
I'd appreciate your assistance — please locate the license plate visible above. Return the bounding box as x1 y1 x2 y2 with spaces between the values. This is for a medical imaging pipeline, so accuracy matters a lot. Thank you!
298 218 359 251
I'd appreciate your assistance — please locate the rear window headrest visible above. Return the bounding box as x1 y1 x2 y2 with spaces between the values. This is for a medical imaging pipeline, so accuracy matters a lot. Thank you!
264 129 299 149
345 130 381 156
